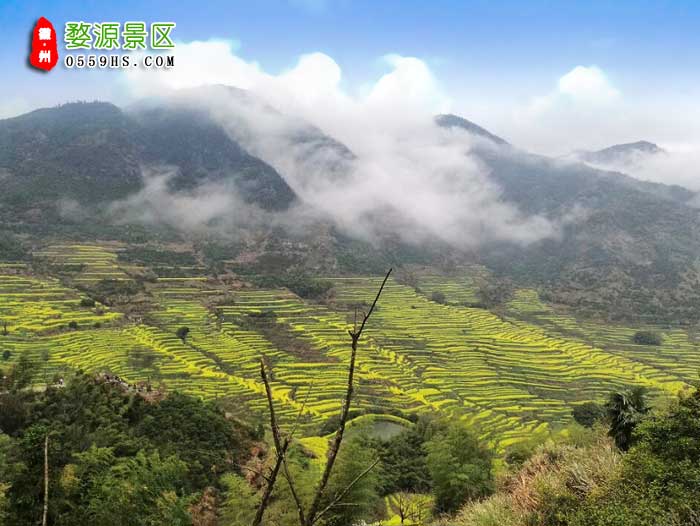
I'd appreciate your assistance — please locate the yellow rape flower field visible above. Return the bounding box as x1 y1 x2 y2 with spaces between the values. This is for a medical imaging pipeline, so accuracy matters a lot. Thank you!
0 245 696 452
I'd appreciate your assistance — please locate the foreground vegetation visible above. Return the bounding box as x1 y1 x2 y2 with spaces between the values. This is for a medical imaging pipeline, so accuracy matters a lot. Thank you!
0 355 497 525
442 384 700 526
0 365 255 525
2 359 700 525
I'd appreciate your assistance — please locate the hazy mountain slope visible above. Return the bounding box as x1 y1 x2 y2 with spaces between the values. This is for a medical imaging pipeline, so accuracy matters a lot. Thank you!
435 113 510 146
0 102 142 204
578 140 666 165
474 148 696 211
567 140 691 203
0 101 296 215
132 105 296 209
435 115 700 321
177 84 357 192
437 115 693 204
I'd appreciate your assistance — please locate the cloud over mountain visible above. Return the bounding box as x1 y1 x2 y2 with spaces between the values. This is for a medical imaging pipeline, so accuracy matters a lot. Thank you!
121 40 557 247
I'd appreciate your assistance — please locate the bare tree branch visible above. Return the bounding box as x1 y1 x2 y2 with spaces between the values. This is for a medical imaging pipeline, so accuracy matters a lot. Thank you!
42 434 49 526
282 457 306 526
305 268 392 525
252 358 292 526
252 436 289 526
355 269 392 339
284 382 315 525
258 358 306 525
260 358 283 452
251 269 392 526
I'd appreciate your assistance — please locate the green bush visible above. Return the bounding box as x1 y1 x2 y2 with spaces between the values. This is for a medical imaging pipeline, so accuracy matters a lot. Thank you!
175 327 190 341
448 494 520 526
374 426 432 496
572 402 605 428
426 422 494 513
605 386 649 451
80 298 96 308
0 373 254 524
0 235 27 261
86 279 142 306
431 291 447 304
632 330 663 346
254 272 334 300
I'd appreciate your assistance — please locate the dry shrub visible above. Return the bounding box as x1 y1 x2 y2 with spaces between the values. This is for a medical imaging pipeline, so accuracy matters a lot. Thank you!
437 431 620 526
430 494 520 526
506 433 620 515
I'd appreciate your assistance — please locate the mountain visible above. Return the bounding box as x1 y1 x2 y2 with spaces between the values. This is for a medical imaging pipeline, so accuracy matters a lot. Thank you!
577 140 666 165
0 101 296 218
0 102 142 204
435 117 700 322
435 114 510 146
172 84 357 192
435 116 697 206
132 104 296 209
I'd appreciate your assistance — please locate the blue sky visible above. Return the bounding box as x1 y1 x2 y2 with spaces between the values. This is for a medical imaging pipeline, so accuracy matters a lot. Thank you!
1 0 699 153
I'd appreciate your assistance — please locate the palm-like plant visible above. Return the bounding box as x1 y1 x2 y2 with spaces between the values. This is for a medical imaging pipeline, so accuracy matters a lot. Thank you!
606 386 649 451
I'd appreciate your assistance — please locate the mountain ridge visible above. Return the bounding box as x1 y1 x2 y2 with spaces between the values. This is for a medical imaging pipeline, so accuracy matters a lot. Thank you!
435 113 510 146
0 100 297 215
577 140 666 165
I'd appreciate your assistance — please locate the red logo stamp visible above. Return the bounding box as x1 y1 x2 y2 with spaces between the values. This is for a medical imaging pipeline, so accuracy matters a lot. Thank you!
29 17 59 71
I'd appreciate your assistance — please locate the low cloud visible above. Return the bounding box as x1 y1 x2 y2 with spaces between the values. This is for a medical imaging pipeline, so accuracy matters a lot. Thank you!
502 65 700 160
212 88 555 246
107 166 269 232
583 145 700 194
119 40 567 248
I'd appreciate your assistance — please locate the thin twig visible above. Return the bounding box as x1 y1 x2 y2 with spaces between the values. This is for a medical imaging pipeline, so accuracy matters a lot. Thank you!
259 358 307 525
284 380 313 524
355 270 392 338
260 358 283 452
42 434 49 526
305 268 392 525
251 436 289 526
252 358 292 526
252 270 392 526
311 458 380 525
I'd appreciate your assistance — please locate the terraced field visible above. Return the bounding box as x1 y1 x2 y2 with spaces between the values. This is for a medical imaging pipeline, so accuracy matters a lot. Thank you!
328 277 686 447
34 244 132 283
504 288 700 386
0 273 121 334
413 268 488 305
1 247 698 451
